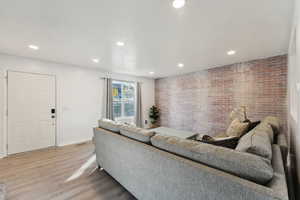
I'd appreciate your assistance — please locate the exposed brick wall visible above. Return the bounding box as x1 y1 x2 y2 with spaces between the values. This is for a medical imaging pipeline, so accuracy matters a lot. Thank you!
155 55 287 136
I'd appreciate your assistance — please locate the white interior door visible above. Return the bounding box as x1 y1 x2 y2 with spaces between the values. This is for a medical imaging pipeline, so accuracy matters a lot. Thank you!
7 71 56 154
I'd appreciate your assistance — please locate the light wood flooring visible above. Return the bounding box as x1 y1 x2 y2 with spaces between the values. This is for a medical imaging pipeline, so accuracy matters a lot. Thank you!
0 142 136 200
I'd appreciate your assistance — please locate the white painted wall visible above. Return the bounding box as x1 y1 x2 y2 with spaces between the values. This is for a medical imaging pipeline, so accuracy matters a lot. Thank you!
288 0 300 190
0 53 155 157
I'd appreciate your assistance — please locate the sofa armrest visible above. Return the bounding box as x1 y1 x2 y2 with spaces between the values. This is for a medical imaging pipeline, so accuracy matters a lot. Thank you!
277 133 288 148
277 133 288 165
267 145 289 200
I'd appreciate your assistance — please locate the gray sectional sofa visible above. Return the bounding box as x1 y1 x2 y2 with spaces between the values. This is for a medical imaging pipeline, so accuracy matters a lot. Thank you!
93 118 289 200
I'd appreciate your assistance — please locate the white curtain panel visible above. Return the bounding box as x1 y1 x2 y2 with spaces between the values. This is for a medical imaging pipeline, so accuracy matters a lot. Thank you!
135 82 143 127
103 78 113 120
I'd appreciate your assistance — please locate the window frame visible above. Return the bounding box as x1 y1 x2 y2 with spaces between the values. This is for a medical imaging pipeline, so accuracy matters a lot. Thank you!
111 79 136 124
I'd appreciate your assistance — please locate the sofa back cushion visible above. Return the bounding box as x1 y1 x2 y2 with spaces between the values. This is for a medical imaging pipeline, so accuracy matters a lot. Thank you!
98 119 122 133
226 119 250 137
151 134 273 184
236 122 273 160
120 125 155 143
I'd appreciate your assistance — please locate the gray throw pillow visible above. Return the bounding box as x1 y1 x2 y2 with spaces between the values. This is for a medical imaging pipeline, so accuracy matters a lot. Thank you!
236 123 273 160
254 121 274 143
262 116 281 136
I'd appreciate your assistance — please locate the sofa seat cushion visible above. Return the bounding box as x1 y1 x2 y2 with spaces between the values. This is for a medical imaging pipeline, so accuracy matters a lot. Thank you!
120 125 155 143
195 135 240 149
151 134 273 184
98 119 122 133
226 119 250 137
151 127 197 139
215 132 227 138
236 123 273 160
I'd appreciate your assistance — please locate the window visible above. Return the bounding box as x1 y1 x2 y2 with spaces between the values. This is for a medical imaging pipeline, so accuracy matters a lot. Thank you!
112 80 136 124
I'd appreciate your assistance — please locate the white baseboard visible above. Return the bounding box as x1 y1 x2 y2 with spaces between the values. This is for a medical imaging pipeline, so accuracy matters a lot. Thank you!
0 140 92 159
58 139 92 147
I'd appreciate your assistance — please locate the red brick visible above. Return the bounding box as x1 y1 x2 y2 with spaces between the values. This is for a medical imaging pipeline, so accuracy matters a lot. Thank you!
155 55 288 136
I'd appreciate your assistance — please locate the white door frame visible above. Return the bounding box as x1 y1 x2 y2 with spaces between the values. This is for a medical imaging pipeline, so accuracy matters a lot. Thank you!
5 70 57 155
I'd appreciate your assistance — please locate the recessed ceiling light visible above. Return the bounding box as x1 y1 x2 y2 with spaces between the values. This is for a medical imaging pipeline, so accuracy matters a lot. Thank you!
173 0 186 9
149 72 155 75
227 50 236 55
116 41 125 46
178 63 184 68
28 45 39 50
92 58 100 63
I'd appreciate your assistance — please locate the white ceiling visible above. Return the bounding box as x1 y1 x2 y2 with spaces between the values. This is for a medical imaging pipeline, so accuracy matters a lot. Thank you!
0 0 294 78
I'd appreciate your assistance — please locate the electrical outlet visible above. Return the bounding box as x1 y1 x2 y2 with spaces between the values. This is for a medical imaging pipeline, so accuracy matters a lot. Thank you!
297 83 300 92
